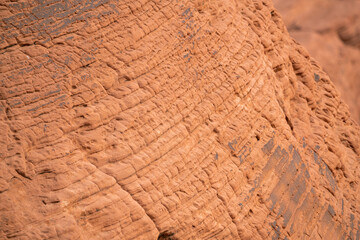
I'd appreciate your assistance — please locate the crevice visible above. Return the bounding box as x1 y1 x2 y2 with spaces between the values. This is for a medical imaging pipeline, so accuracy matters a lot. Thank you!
340 138 357 155
15 169 32 180
38 169 53 175
324 186 335 197
285 115 294 131
81 63 91 68
157 231 178 240
1 43 17 51
19 43 32 47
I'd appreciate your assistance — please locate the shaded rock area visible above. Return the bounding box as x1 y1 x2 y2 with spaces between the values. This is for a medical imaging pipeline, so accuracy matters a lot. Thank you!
0 0 359 239
274 0 360 123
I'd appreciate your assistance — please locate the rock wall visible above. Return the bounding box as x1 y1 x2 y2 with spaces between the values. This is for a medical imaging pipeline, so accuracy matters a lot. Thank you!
0 0 359 239
274 0 360 123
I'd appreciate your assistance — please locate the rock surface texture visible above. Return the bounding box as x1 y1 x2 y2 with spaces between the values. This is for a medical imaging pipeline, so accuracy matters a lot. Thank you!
274 0 360 123
0 0 359 239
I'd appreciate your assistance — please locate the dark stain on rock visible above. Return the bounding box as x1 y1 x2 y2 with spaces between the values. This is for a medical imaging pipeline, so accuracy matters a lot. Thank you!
314 73 320 82
262 137 274 155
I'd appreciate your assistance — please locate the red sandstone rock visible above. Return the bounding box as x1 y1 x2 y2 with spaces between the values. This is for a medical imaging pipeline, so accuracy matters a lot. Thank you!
274 0 360 123
0 0 359 239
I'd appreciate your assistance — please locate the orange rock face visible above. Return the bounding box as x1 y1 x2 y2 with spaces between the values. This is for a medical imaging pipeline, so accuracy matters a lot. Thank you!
274 0 360 123
0 0 359 239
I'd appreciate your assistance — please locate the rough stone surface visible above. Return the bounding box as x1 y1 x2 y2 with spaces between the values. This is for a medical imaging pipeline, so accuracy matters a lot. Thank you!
274 0 360 123
0 0 359 239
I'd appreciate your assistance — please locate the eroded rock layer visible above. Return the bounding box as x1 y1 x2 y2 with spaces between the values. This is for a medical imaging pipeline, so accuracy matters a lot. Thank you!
0 0 359 239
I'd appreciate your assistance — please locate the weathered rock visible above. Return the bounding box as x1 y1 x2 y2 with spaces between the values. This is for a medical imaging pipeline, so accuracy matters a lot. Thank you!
0 0 359 239
274 0 360 123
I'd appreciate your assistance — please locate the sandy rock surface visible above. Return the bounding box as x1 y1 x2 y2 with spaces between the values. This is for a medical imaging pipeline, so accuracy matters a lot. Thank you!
274 0 360 123
0 0 359 239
